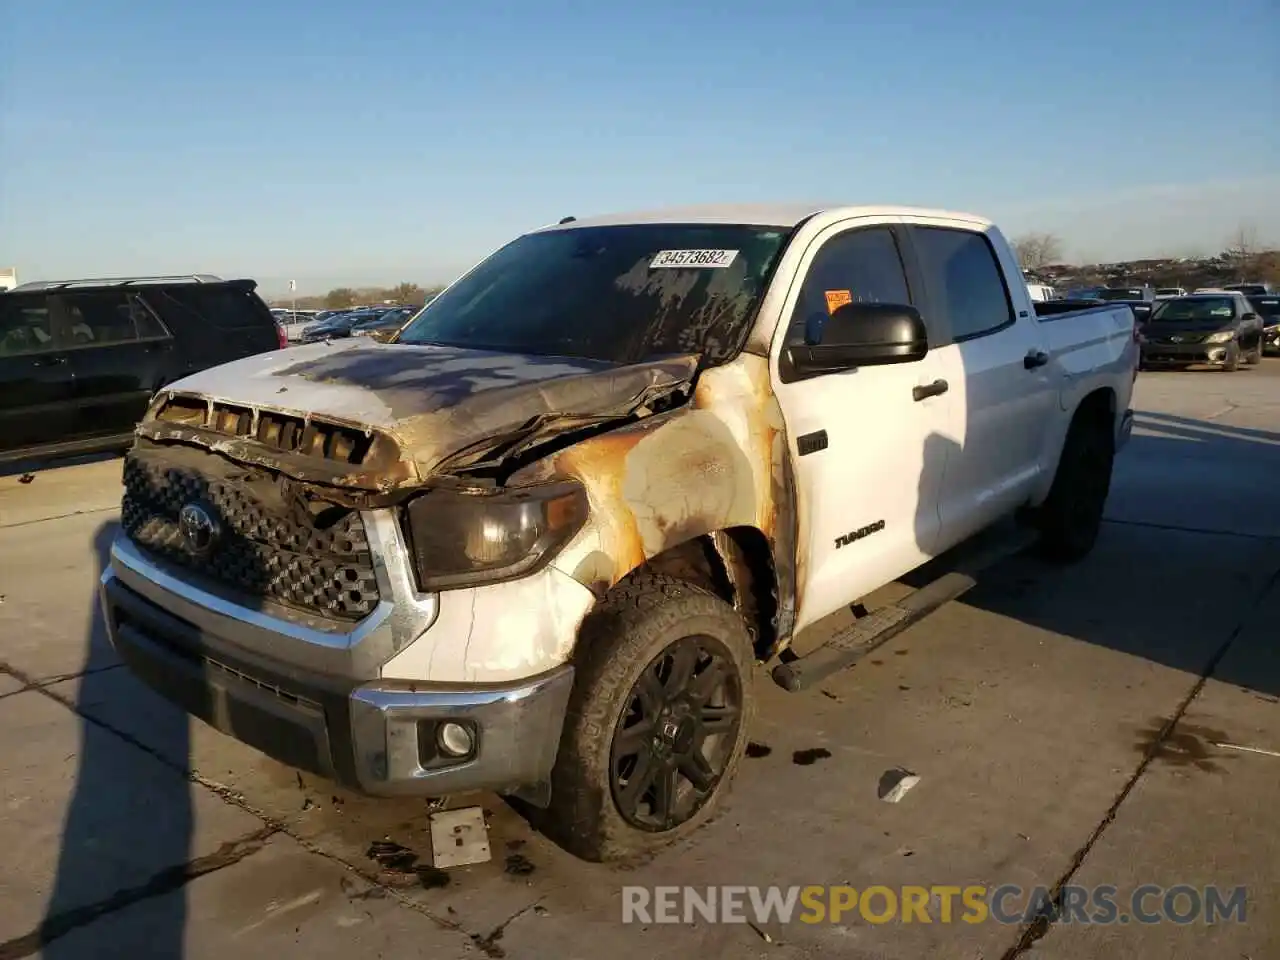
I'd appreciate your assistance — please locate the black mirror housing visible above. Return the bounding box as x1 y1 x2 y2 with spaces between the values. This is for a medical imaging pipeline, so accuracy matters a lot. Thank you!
787 302 928 377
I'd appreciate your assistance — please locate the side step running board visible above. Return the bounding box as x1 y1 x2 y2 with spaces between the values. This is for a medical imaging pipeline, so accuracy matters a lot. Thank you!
771 527 1039 692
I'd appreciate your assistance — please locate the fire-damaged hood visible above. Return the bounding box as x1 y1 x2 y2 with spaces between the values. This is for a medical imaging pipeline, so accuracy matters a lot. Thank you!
141 338 698 490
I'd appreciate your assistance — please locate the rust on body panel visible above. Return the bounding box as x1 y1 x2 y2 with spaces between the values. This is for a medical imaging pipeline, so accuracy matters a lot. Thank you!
517 354 799 649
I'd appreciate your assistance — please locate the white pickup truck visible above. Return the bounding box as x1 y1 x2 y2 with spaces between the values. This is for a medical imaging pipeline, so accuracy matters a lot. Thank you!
100 204 1137 862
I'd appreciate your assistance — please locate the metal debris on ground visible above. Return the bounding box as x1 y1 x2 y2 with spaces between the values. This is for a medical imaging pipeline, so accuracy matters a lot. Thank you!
365 839 452 889
504 853 536 876
879 768 922 803
430 806 492 868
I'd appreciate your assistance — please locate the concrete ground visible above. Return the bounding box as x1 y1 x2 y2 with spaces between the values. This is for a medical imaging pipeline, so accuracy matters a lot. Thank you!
1 360 1278 960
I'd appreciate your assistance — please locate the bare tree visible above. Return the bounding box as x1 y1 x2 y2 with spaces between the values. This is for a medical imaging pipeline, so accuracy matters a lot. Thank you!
1012 232 1065 272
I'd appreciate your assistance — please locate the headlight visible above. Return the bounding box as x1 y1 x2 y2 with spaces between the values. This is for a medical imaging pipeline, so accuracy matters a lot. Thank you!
403 481 589 590
1205 331 1235 343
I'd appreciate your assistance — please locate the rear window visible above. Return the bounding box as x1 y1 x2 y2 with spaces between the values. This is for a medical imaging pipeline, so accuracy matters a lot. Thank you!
145 285 271 330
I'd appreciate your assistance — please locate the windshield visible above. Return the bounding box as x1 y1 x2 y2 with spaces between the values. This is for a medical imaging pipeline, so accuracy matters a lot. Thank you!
1151 297 1236 322
395 223 790 364
1097 288 1146 301
1249 297 1280 320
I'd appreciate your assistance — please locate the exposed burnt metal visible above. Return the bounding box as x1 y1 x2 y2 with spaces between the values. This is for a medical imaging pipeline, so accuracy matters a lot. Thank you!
156 394 383 465
140 340 698 495
512 353 798 652
133 332 804 652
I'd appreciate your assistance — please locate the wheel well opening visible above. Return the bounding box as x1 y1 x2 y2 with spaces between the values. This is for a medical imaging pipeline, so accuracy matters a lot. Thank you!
627 527 779 660
1076 387 1116 430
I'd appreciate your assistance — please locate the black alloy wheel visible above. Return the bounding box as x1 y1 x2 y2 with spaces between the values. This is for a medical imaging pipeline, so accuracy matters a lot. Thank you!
609 635 743 831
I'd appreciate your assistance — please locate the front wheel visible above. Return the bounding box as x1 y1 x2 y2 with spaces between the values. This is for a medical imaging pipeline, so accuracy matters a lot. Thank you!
1223 343 1240 372
1036 412 1115 563
536 575 755 862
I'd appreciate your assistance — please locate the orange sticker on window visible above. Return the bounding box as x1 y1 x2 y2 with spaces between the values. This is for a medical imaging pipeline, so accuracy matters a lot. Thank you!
825 289 853 314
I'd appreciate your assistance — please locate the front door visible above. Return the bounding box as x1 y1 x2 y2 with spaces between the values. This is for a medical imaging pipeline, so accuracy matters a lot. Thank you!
771 220 956 634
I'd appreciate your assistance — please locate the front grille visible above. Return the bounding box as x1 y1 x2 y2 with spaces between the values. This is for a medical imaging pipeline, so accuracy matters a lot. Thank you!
121 452 381 620
1156 334 1205 344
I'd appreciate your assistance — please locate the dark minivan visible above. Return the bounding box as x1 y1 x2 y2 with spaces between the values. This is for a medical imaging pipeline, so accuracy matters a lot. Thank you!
0 275 285 462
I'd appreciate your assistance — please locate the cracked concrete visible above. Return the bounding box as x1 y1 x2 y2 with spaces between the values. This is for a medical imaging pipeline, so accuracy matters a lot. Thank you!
0 362 1277 958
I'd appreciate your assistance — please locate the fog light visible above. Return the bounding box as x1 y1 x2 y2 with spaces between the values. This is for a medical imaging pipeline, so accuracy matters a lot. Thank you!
438 721 475 758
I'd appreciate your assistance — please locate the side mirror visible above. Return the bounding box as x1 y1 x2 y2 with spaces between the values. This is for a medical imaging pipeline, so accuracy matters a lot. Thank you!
787 302 928 377
1242 312 1257 322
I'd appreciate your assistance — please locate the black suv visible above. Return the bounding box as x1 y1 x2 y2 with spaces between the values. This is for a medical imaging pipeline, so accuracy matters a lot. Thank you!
1247 294 1280 355
0 275 284 462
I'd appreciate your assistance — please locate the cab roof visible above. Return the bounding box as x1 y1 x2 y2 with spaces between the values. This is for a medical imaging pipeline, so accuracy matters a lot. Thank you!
534 203 993 231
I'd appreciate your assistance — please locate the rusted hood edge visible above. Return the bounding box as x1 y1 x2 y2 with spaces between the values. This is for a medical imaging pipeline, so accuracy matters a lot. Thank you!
138 353 700 496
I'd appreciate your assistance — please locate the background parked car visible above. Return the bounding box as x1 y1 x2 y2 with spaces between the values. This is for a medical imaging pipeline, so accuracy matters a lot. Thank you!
1139 293 1264 371
1248 294 1280 355
349 306 418 339
0 275 284 462
298 309 389 342
1096 285 1156 323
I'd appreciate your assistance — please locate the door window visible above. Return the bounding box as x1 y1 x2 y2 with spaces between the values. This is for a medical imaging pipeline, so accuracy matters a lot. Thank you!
63 292 144 347
0 297 58 357
785 227 913 349
911 227 1014 341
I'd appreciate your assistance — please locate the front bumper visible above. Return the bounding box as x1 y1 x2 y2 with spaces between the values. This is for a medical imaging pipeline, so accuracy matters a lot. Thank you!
1264 328 1280 354
99 534 575 798
1140 340 1233 365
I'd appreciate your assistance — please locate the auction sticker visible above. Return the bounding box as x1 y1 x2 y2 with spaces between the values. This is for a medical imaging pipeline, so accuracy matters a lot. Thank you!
649 249 739 268
825 289 853 314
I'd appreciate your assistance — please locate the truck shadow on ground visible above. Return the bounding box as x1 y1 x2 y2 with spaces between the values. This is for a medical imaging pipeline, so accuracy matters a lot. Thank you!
958 414 1280 700
40 521 192 959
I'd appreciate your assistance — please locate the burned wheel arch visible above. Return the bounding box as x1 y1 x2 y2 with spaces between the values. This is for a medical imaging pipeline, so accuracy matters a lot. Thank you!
518 357 799 659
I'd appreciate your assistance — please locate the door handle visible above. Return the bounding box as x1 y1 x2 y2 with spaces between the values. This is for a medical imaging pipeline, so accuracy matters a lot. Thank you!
1024 350 1050 369
912 379 949 401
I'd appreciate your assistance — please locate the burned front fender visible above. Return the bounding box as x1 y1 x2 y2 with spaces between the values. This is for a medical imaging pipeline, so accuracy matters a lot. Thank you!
511 354 798 641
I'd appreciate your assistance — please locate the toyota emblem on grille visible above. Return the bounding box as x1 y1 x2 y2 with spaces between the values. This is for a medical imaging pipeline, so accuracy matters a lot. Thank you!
178 502 221 556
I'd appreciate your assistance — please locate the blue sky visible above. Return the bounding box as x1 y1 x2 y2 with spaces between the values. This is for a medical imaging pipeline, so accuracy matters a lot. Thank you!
2 0 1277 295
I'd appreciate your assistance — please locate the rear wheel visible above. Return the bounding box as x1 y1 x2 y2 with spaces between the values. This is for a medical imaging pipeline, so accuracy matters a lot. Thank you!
1246 341 1262 365
536 575 755 862
1036 411 1115 563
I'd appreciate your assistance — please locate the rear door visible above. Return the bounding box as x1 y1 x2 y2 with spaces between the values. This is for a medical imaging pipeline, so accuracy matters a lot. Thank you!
61 290 176 440
901 220 1058 550
0 293 79 455
141 282 279 373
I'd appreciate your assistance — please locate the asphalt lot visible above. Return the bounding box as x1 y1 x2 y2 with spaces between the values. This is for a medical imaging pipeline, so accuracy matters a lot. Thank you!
1 360 1278 960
